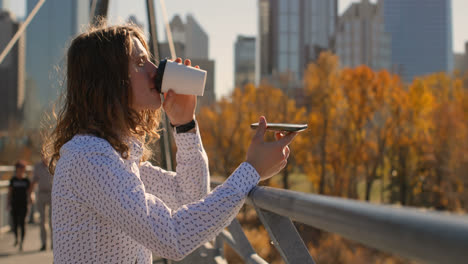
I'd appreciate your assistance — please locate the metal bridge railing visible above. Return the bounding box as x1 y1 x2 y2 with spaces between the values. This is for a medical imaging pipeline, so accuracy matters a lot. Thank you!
1 169 467 263
210 182 468 264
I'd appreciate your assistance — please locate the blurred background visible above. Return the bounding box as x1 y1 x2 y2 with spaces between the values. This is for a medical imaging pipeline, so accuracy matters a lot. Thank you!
1 0 467 263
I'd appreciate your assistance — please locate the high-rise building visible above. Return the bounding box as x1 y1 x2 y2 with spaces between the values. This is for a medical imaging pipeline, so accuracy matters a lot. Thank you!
161 15 215 108
335 0 391 70
454 42 468 74
24 0 89 128
234 36 256 89
169 14 208 60
0 0 9 10
304 0 338 62
258 0 337 87
0 10 25 131
382 0 453 82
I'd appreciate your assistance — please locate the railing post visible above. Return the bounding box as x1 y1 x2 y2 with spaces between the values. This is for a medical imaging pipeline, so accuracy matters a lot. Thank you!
213 235 227 264
219 219 268 264
254 206 315 264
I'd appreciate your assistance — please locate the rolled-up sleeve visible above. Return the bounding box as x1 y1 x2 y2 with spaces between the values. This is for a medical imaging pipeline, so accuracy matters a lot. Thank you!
77 149 259 261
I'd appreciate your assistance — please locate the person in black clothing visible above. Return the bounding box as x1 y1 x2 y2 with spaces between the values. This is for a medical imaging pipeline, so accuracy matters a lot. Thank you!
7 160 31 251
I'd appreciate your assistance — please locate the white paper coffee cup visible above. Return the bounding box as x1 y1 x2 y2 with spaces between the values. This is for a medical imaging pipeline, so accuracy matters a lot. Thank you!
155 60 207 96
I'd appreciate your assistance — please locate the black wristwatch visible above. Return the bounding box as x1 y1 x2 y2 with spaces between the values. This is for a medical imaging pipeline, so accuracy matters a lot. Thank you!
172 119 196 133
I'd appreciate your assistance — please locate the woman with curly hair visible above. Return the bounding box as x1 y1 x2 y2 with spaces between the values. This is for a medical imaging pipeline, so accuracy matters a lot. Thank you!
45 24 297 263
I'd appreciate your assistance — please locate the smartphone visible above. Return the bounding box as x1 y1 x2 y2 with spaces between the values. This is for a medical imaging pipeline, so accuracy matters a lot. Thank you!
250 123 308 132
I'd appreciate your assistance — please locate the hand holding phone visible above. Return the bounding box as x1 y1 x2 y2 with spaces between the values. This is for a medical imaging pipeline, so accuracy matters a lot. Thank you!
250 123 308 132
246 117 298 181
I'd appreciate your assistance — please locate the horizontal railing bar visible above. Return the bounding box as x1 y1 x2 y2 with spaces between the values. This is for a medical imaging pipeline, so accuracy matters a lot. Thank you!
0 165 34 171
249 186 468 264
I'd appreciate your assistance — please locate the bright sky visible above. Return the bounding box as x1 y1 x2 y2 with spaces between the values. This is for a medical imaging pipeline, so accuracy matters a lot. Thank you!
7 0 468 99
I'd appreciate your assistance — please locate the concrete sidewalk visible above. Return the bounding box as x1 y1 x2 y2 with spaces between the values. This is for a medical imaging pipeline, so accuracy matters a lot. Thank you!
0 223 53 264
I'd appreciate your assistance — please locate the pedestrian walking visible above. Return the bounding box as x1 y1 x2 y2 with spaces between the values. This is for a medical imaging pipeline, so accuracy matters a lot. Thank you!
31 157 53 251
7 160 31 251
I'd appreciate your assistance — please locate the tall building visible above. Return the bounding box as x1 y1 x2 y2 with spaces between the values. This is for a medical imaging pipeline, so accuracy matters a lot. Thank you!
304 0 338 62
258 0 337 88
234 36 256 89
454 42 468 74
382 0 453 82
161 15 215 108
169 14 208 60
24 0 89 129
0 0 9 10
335 0 391 70
0 10 25 130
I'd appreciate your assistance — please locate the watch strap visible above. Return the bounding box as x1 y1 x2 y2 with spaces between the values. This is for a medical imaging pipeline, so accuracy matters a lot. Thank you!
172 119 196 133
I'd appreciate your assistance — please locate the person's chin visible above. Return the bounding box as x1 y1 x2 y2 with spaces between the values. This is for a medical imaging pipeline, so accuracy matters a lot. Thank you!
147 102 161 110
148 90 162 109
136 102 161 111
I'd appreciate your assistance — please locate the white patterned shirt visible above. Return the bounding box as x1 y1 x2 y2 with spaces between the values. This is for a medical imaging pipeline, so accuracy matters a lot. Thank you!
52 126 260 263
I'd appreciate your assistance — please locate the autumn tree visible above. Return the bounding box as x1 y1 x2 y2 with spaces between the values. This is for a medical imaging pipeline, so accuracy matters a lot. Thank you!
303 52 342 195
410 73 467 210
198 83 306 187
198 51 468 212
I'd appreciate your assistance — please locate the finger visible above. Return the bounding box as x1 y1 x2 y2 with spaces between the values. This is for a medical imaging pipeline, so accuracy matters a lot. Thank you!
184 59 191 66
195 65 200 69
162 96 173 111
174 57 182 63
253 116 267 143
275 132 282 141
279 159 288 171
276 132 297 148
162 90 175 110
163 89 174 100
284 146 290 160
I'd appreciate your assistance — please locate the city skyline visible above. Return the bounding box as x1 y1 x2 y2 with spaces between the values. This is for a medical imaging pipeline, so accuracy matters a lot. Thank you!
4 0 468 99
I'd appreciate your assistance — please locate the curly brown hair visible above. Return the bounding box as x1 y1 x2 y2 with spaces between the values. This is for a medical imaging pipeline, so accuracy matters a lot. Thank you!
43 24 161 174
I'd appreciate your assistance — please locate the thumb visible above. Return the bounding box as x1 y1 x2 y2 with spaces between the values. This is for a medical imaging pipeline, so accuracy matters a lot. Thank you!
253 116 267 142
162 90 175 109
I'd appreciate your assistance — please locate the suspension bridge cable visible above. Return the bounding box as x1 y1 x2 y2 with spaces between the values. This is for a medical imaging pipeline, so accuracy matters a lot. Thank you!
159 0 176 60
0 0 46 65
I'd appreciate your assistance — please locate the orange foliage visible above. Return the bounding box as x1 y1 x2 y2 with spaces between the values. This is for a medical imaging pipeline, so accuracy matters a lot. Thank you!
198 51 468 211
198 83 306 182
